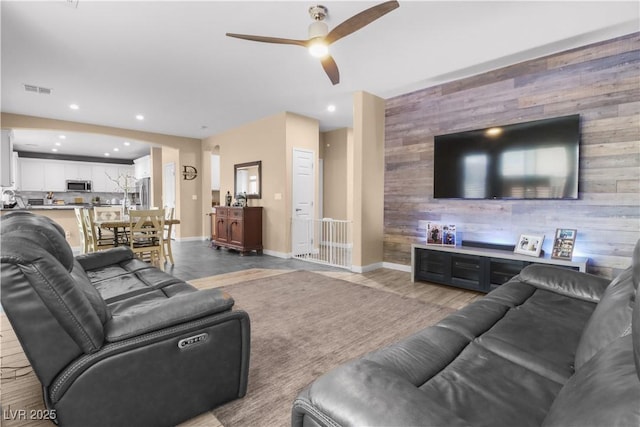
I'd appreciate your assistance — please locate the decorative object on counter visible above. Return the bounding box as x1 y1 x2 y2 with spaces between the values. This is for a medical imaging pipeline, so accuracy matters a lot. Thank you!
2 189 16 208
226 191 232 207
105 171 135 215
426 222 456 246
514 233 545 257
182 165 198 180
552 228 577 260
234 192 247 208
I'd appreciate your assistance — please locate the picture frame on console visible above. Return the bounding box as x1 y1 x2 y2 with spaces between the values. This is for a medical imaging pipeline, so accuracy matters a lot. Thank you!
427 222 443 245
427 223 457 246
552 228 577 260
514 234 544 257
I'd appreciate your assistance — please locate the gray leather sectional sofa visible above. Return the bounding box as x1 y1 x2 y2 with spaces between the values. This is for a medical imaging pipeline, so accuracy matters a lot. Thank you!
1 212 250 426
293 241 640 427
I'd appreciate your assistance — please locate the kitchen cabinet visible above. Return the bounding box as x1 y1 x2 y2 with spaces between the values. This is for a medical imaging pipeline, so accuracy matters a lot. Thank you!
19 158 66 191
19 159 44 191
64 163 93 181
18 158 134 193
19 158 64 191
134 155 150 179
45 163 66 191
92 164 134 192
1 130 13 187
212 207 263 255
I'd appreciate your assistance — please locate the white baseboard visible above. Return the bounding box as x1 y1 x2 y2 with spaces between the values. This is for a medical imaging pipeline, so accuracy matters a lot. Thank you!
382 262 412 273
263 249 290 259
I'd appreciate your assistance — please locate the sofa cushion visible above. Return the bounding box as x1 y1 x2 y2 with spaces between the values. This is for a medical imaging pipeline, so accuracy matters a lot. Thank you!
418 341 563 427
70 259 111 324
574 267 635 370
477 286 595 384
542 335 640 427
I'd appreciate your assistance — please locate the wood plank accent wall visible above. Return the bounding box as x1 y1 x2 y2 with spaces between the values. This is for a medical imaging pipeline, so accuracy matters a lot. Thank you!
384 33 640 278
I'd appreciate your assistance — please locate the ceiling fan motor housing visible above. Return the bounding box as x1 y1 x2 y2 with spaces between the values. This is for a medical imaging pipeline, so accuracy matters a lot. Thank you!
309 5 327 21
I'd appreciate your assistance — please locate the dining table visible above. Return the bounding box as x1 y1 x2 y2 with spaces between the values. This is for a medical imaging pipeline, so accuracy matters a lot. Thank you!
95 218 180 246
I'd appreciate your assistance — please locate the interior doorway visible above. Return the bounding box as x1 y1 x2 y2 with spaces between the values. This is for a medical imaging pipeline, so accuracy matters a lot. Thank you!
291 148 315 256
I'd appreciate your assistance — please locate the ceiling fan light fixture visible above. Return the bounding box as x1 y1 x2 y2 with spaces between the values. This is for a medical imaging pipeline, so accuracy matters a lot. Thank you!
308 20 328 39
308 39 329 58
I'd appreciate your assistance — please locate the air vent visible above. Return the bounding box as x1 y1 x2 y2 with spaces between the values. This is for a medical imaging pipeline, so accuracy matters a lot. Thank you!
23 84 52 95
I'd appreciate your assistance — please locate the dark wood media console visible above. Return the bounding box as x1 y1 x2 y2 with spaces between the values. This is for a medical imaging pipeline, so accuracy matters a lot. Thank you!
412 243 588 293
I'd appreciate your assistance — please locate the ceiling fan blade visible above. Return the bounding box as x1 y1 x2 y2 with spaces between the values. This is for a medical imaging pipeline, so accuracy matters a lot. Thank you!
325 0 399 45
226 33 308 48
321 55 340 85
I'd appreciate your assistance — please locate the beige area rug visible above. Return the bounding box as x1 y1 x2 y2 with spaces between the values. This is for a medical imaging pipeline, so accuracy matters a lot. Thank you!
194 270 456 427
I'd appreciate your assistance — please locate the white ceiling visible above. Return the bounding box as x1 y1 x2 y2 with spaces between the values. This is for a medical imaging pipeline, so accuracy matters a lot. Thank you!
2 1 638 159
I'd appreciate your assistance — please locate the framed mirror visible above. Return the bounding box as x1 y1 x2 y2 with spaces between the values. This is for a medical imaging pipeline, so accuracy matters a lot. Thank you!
234 161 262 199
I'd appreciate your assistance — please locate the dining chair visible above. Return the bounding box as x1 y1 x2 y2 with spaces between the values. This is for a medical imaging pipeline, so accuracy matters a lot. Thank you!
74 207 89 254
129 209 165 268
163 206 175 265
82 208 115 252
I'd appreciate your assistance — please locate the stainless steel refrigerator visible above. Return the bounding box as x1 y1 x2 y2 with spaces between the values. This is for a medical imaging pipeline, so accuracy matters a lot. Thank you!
135 178 151 210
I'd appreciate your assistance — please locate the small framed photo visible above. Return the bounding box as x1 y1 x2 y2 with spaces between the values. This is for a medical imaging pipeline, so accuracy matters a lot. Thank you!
552 228 577 260
427 222 443 245
443 224 456 246
514 234 545 257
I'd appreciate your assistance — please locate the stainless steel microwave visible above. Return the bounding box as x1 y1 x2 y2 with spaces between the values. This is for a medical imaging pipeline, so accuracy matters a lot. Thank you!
66 180 92 192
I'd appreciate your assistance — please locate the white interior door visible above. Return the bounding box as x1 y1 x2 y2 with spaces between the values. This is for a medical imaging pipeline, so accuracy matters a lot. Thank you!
163 162 176 239
292 148 315 256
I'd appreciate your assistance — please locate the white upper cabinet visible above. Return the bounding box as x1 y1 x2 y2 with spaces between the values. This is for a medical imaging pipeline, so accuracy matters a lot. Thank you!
19 158 45 191
64 163 93 181
134 155 151 179
18 157 135 193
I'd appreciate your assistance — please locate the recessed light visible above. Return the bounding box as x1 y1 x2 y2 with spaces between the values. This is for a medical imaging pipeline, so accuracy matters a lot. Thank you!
104 152 110 157
59 135 66 139
327 104 336 112
135 114 144 121
123 141 131 146
51 148 58 152
55 142 61 146
113 147 120 152
69 104 79 110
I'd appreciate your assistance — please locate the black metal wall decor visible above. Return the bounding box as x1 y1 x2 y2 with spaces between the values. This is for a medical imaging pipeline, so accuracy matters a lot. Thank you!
182 165 198 180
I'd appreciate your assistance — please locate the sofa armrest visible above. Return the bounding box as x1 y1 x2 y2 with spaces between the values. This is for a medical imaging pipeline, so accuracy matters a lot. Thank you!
104 288 235 341
518 264 610 303
75 246 134 271
292 359 470 427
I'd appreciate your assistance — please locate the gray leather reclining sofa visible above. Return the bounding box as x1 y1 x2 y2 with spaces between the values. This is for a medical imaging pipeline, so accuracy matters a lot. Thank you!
293 241 640 427
1 212 250 426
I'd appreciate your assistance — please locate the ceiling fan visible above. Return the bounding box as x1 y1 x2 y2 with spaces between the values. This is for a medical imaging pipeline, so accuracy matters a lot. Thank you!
226 1 400 85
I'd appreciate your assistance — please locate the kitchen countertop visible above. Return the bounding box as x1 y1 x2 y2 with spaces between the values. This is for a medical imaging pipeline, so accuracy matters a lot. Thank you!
1 204 119 211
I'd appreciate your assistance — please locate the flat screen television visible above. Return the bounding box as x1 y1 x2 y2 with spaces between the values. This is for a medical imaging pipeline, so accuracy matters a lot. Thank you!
433 114 580 200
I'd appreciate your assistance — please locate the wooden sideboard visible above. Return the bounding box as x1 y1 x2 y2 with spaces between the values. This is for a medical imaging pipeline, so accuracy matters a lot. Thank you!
211 207 263 255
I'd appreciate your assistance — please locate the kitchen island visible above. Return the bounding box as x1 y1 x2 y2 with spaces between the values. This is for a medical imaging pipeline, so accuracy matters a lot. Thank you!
0 205 116 250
